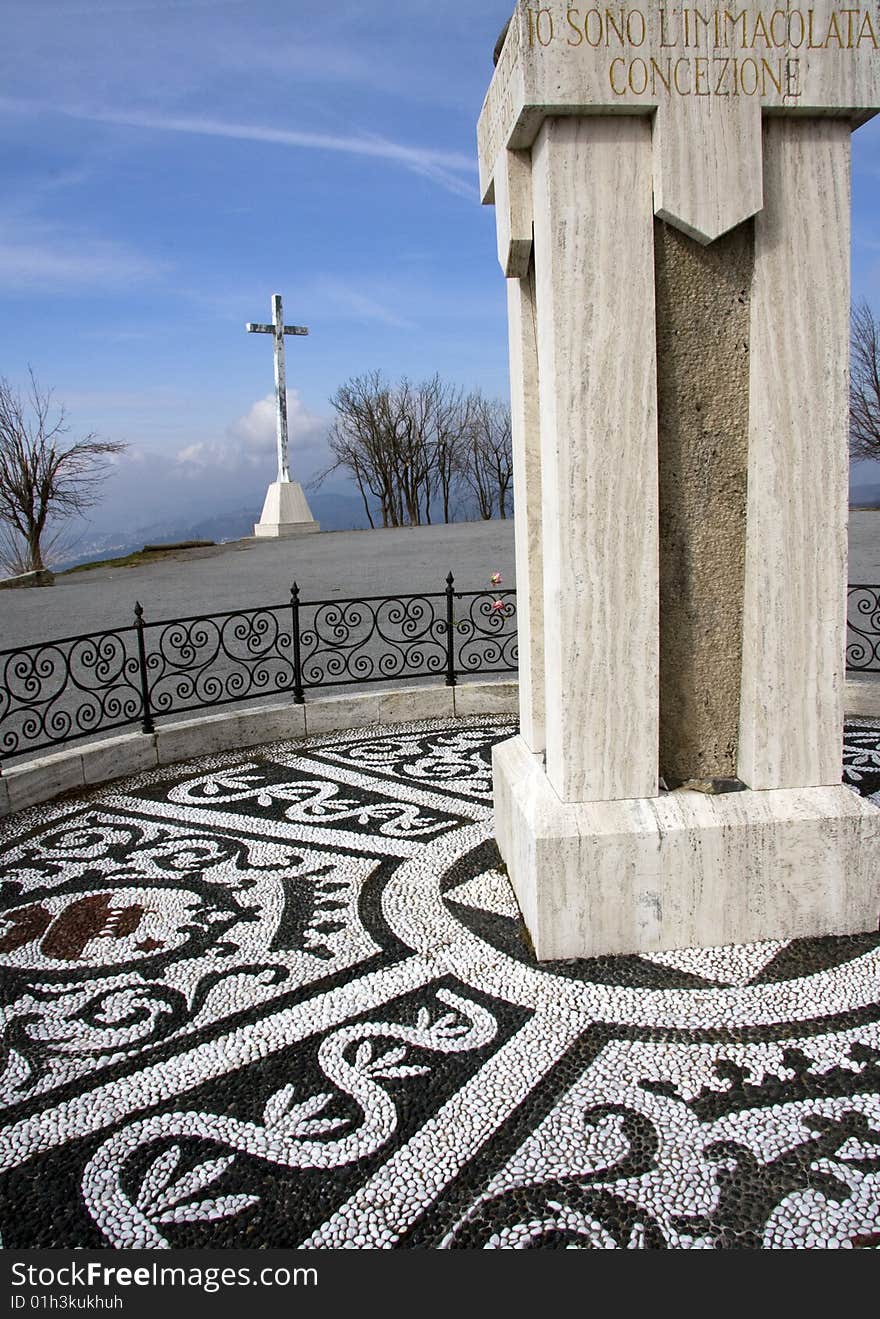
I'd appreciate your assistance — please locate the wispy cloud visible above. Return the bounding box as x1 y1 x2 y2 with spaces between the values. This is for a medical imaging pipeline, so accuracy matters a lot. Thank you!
7 0 246 13
86 107 477 199
854 229 880 254
0 95 478 200
318 280 416 330
63 388 186 413
0 219 167 290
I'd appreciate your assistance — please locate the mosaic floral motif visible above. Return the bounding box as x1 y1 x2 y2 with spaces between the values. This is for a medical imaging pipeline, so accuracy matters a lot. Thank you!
83 988 497 1248
305 725 505 799
0 715 878 1250
0 810 383 1100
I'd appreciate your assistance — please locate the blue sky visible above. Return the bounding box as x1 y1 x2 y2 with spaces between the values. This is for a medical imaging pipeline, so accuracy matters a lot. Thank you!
1 0 879 541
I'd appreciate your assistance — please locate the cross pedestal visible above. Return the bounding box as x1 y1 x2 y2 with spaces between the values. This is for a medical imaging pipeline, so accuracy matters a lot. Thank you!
481 1 880 959
252 480 319 539
247 294 319 539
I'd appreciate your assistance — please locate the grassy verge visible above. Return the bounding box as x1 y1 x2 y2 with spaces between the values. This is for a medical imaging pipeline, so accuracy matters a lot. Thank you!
59 541 216 575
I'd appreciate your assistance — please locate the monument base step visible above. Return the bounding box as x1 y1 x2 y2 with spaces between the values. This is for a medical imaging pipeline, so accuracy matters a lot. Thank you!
493 734 880 961
253 521 320 538
254 479 319 538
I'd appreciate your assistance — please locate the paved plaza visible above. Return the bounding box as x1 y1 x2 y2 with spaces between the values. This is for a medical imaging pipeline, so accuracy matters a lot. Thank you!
0 521 518 654
2 511 879 654
1 712 879 1250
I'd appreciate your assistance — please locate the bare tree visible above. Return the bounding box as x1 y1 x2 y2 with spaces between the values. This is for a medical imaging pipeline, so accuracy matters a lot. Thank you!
429 376 474 525
313 371 404 527
392 376 431 526
317 372 478 528
850 299 880 462
0 370 126 573
461 395 513 521
316 372 514 528
398 374 477 526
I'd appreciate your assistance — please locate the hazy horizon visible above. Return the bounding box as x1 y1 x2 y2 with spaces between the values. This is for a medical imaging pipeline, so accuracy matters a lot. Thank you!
1 2 878 559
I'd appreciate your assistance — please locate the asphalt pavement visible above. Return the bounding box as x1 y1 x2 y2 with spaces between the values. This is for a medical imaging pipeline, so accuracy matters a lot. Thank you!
2 510 879 653
0 519 517 651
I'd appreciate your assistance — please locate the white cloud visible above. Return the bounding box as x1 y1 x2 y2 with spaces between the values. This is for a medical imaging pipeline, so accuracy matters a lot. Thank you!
76 392 331 534
170 390 329 478
227 389 328 462
174 441 220 470
226 395 278 458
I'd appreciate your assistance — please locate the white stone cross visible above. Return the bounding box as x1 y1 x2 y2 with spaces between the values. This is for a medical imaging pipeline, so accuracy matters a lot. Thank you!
246 294 309 484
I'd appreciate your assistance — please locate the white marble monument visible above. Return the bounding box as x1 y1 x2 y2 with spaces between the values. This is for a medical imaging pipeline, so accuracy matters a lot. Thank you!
481 1 880 959
247 293 319 538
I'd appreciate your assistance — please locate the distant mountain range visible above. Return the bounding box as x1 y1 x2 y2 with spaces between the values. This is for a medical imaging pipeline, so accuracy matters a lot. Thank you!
851 481 880 509
53 474 879 573
53 490 376 572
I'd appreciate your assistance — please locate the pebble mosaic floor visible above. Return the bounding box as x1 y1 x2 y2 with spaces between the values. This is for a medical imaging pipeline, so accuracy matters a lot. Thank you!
1 713 880 1250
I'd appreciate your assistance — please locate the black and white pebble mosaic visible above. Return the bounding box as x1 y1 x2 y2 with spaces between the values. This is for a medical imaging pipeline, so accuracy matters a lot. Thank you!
1 714 879 1250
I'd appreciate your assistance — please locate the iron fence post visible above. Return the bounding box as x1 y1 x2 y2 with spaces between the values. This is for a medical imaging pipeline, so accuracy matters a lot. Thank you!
134 602 155 734
445 571 457 687
291 582 305 704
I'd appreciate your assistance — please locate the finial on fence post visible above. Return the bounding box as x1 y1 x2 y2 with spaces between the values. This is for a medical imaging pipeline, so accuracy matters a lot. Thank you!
445 572 457 688
133 601 155 735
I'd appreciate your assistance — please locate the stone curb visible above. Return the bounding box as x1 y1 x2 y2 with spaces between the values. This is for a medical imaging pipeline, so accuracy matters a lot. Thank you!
0 681 518 818
0 568 55 590
843 675 880 720
2 675 870 820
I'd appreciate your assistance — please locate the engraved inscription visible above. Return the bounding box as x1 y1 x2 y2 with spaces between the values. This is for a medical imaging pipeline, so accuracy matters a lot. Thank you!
609 52 802 94
524 5 880 99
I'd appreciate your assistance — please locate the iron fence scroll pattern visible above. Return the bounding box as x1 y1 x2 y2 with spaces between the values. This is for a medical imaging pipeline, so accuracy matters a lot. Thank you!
846 585 880 673
143 605 295 721
0 627 142 762
298 592 449 690
0 575 519 768
454 590 518 676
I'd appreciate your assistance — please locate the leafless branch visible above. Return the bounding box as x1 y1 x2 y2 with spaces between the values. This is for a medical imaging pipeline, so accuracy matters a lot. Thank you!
314 372 511 528
850 300 880 462
460 394 513 521
0 369 126 572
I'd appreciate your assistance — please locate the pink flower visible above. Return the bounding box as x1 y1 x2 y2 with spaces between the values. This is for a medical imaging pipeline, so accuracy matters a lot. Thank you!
490 572 503 586
490 599 505 612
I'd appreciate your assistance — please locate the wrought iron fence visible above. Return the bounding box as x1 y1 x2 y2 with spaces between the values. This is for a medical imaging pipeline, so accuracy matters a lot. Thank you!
846 585 880 673
142 601 296 726
3 578 877 769
0 625 143 763
0 575 518 767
